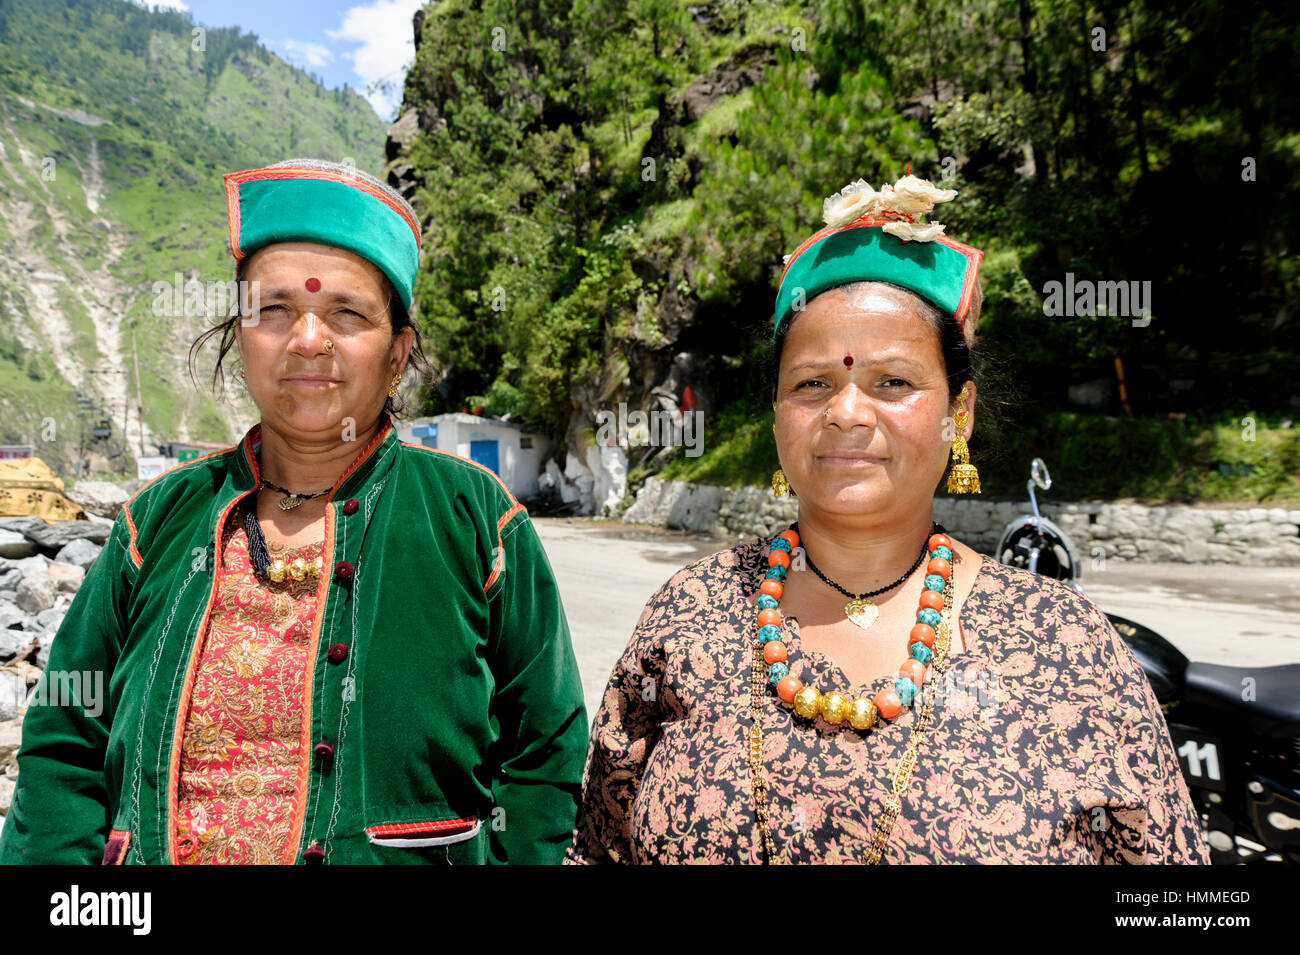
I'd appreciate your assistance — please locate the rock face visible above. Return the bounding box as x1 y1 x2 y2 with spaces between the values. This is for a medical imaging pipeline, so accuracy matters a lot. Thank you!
383 17 778 517
621 478 1300 566
67 480 130 519
24 521 111 550
0 516 119 823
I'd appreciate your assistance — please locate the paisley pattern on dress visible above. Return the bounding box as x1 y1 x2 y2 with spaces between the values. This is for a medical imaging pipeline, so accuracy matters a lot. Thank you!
565 537 1210 865
175 501 324 865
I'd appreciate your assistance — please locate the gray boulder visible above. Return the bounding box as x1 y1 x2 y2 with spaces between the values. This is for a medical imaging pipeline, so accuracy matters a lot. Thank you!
67 481 130 519
0 672 27 721
54 537 102 570
15 574 55 615
0 530 36 559
25 521 111 551
0 517 45 536
0 717 21 768
47 562 84 594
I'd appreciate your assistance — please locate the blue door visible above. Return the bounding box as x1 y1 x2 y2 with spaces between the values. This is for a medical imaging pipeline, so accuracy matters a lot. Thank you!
469 439 500 475
412 423 438 448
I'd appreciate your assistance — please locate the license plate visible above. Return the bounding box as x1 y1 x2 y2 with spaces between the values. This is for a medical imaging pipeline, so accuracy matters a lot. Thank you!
1168 722 1227 793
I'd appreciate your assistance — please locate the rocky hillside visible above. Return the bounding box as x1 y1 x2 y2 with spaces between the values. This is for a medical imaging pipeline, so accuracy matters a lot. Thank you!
0 0 386 479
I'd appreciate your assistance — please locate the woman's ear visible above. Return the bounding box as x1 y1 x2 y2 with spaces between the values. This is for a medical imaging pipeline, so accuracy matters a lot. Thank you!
955 379 977 438
392 324 415 373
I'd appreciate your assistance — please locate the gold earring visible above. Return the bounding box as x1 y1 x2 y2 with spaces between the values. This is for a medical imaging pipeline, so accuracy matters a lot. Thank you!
946 385 981 494
770 423 795 497
388 374 400 399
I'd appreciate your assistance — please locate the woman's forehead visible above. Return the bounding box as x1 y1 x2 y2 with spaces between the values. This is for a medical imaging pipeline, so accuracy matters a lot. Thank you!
244 243 385 287
783 290 939 352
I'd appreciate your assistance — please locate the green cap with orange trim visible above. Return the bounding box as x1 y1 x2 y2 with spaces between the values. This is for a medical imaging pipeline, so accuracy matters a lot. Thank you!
774 173 983 344
223 158 422 310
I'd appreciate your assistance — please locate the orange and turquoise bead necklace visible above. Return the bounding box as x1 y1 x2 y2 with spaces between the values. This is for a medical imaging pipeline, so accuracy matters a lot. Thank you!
755 523 955 731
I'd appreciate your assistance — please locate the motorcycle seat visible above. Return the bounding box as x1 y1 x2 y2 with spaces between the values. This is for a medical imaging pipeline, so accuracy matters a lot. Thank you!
1183 661 1300 738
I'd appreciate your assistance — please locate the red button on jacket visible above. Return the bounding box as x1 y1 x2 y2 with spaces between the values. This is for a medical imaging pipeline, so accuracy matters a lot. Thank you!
342 498 359 515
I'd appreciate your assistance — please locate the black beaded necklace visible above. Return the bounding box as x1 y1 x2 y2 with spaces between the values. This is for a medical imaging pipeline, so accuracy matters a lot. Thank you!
793 521 941 630
244 451 330 579
261 478 330 510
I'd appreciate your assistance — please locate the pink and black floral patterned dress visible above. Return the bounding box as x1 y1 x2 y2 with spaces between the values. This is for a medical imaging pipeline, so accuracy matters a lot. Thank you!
566 538 1210 864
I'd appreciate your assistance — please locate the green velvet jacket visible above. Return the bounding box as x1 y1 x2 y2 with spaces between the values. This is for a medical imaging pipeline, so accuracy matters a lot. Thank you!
0 414 587 865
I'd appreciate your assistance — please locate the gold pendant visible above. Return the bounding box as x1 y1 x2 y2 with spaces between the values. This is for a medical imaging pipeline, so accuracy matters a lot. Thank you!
278 494 302 511
844 597 878 630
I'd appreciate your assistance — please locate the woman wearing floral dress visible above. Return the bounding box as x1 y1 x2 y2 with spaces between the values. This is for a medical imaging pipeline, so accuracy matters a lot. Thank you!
566 173 1209 865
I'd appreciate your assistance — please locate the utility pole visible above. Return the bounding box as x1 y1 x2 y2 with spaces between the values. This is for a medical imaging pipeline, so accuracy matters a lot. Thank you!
132 327 145 456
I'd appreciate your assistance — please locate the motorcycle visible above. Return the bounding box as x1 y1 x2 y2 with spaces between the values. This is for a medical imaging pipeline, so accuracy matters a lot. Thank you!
995 458 1300 864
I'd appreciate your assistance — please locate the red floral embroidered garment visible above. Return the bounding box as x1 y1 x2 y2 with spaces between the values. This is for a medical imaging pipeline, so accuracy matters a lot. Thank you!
175 501 324 864
566 540 1211 865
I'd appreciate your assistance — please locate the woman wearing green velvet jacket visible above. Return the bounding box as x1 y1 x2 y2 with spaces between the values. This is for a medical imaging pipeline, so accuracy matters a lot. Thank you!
0 159 587 865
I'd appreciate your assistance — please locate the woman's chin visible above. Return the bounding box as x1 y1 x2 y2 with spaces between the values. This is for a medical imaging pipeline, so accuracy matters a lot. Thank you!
798 473 905 515
268 397 350 435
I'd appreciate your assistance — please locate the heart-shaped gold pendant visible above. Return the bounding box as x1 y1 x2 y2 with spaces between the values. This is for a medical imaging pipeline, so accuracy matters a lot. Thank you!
844 597 878 630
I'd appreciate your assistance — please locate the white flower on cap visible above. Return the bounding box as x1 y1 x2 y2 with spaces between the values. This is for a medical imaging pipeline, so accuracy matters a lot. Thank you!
882 220 947 241
885 174 957 216
820 172 958 241
822 179 888 228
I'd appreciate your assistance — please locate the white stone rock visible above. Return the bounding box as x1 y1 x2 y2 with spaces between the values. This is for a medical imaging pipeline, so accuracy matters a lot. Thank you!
67 481 129 519
47 562 85 594
587 443 628 517
3 555 51 578
0 531 37 560
54 537 102 570
0 624 30 659
15 574 55 615
563 452 595 513
0 672 27 721
0 717 21 768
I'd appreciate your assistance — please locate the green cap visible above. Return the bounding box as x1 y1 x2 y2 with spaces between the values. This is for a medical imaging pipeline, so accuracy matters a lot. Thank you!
224 159 421 310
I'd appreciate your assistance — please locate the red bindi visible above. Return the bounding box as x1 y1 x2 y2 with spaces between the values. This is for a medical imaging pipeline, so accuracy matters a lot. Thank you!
305 277 321 293
843 354 854 368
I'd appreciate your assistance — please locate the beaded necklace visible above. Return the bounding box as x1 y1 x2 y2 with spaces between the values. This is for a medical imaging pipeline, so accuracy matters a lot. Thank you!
747 525 958 863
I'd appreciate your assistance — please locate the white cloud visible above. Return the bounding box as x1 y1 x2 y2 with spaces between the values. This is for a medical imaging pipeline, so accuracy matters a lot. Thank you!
326 0 425 119
279 39 334 69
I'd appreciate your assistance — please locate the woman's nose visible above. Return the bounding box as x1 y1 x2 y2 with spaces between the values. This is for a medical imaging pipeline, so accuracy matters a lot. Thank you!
289 311 329 354
824 382 877 429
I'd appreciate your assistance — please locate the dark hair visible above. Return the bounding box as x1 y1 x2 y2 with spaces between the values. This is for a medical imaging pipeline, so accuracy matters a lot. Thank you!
187 252 432 419
767 280 982 407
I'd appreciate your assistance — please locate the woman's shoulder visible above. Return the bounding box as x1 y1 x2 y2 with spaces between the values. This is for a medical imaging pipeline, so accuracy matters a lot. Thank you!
123 443 243 523
968 554 1110 620
966 554 1131 663
397 441 521 522
657 536 768 595
629 536 768 628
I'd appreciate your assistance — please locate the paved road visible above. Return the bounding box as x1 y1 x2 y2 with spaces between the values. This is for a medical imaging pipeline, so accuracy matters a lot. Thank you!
533 518 1300 719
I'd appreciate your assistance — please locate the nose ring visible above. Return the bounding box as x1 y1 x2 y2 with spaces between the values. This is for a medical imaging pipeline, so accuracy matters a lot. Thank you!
324 339 334 352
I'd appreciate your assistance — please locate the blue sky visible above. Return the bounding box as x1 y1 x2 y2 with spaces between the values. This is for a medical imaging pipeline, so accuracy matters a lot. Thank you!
133 0 425 120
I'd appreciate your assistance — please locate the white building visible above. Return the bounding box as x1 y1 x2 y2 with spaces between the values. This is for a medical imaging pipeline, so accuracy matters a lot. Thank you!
395 414 550 499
